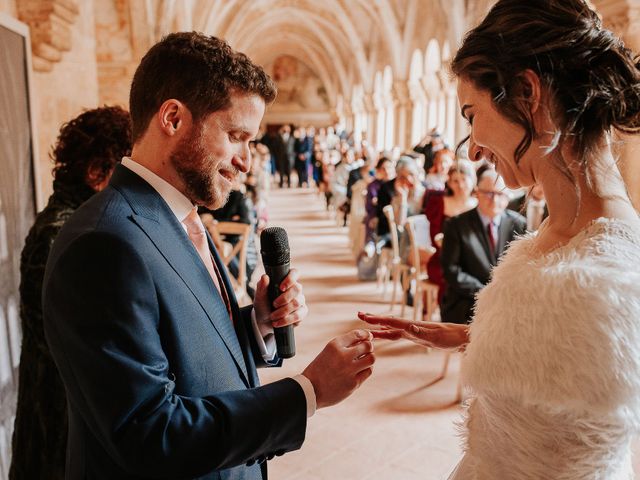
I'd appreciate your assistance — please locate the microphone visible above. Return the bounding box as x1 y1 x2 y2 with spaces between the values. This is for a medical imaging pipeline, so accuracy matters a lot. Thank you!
260 227 295 358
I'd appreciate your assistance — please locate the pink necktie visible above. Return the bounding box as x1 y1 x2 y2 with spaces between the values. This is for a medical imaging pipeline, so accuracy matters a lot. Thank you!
182 208 223 295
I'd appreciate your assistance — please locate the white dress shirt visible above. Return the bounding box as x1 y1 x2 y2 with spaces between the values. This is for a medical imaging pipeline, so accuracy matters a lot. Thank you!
121 157 316 416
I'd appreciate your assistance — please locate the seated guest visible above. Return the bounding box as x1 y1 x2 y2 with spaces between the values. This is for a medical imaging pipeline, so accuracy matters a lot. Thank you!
10 106 132 480
364 157 394 244
424 148 455 190
423 160 477 303
331 150 361 225
440 170 526 324
376 158 419 247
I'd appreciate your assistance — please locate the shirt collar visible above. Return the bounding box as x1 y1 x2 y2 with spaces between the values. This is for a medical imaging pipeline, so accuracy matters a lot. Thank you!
121 157 195 222
477 209 502 229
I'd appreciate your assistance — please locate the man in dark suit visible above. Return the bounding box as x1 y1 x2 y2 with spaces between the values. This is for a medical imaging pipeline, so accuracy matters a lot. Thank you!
294 127 313 187
42 33 375 480
375 158 418 245
440 171 526 324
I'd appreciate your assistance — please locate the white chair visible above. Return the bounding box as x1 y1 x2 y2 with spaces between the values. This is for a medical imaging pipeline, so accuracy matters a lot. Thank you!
403 215 438 322
381 205 410 311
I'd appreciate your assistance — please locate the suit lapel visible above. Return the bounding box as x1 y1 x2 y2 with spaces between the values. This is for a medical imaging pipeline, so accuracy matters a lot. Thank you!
471 209 496 265
110 166 250 386
496 214 512 257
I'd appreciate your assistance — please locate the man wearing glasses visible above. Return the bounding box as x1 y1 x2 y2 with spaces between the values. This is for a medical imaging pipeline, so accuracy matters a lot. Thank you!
440 170 526 324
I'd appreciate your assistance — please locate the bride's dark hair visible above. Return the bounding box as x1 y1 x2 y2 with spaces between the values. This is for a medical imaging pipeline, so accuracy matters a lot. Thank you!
451 0 640 172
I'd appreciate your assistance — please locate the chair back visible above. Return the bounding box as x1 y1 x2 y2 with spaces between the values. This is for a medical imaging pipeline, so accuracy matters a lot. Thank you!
410 214 432 249
405 215 436 277
200 214 252 305
382 205 400 259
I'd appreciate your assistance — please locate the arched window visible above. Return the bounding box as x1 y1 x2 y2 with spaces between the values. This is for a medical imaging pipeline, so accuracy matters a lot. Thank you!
374 71 385 151
409 49 425 146
424 39 441 131
383 65 394 151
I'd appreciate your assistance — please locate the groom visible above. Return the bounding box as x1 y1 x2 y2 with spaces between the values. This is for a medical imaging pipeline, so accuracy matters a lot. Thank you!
42 32 375 480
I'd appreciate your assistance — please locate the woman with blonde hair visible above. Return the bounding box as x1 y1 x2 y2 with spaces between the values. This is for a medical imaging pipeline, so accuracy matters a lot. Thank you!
361 0 640 478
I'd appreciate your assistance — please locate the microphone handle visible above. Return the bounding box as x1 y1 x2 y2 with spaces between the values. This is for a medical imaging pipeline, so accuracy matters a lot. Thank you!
264 261 296 358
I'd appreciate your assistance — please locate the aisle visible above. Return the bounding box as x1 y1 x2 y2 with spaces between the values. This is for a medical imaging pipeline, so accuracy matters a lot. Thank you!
257 187 463 480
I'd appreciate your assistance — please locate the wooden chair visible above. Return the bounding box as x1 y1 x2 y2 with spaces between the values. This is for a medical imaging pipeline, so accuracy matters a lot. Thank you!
200 214 252 306
381 205 410 311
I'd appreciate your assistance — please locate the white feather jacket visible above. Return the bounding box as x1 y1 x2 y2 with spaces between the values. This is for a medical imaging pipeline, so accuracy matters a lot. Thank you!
453 218 640 480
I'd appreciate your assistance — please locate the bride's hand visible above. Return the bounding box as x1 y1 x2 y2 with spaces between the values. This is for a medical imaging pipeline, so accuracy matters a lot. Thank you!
357 312 469 351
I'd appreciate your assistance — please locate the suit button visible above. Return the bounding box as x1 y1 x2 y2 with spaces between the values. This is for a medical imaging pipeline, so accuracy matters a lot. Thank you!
246 459 256 466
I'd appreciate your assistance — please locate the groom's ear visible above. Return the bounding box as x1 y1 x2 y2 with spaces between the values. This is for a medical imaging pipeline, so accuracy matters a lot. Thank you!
157 99 191 137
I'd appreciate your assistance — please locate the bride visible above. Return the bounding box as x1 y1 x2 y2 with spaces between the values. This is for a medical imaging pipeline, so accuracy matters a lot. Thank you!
360 0 640 478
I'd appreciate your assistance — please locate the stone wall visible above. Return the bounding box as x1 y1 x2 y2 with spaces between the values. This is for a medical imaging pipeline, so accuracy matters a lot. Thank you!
0 1 99 475
25 0 100 205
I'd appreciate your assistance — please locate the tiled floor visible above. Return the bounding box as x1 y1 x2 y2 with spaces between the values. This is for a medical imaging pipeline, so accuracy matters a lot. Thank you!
257 187 640 479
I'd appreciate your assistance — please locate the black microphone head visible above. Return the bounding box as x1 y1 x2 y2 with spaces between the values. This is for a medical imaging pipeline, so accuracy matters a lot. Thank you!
260 227 290 266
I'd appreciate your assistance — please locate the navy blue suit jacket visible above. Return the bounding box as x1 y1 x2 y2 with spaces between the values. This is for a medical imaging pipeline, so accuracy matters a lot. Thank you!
43 165 306 479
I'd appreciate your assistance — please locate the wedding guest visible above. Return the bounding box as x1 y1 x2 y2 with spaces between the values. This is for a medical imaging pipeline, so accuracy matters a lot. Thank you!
422 160 477 303
10 106 132 480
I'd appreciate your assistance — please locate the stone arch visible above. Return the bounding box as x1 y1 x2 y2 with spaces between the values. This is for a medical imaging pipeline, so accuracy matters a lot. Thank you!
424 38 441 75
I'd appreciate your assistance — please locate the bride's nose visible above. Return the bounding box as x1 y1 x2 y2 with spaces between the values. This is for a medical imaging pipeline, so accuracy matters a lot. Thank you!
468 138 487 162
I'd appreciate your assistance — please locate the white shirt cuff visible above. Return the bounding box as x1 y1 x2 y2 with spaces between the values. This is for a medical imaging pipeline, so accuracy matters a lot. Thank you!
251 309 277 362
292 374 317 417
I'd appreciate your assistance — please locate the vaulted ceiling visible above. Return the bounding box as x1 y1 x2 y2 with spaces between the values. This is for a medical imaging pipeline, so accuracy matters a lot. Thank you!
126 0 498 107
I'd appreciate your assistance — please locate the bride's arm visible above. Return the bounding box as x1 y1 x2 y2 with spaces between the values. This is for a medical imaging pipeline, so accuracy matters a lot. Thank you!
358 312 469 351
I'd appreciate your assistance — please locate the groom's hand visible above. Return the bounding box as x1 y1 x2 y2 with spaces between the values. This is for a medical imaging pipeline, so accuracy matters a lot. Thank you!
253 268 307 329
302 330 375 409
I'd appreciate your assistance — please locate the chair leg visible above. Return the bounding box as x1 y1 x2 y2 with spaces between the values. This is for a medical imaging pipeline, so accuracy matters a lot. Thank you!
383 263 391 297
390 267 398 311
412 285 420 323
400 272 409 317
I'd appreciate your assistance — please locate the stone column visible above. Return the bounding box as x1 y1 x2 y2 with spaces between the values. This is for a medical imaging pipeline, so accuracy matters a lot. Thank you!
593 0 640 209
392 80 413 150
342 102 354 134
363 92 378 150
